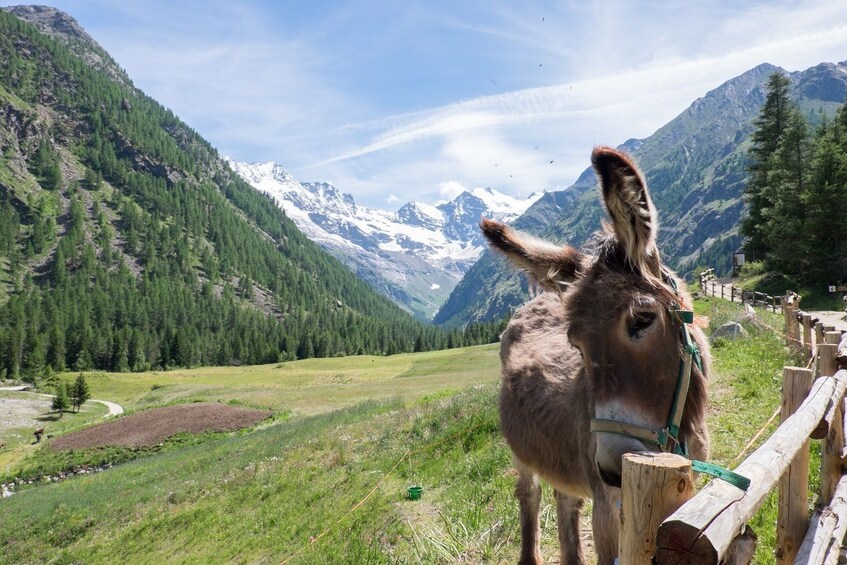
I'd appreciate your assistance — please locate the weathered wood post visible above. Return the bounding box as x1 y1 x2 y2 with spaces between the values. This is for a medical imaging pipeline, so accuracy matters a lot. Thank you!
795 475 847 565
839 333 847 368
802 313 812 360
721 284 725 300
815 322 825 368
657 373 841 564
620 453 693 565
783 296 792 345
776 367 814 564
798 369 847 565
820 392 846 506
812 345 840 441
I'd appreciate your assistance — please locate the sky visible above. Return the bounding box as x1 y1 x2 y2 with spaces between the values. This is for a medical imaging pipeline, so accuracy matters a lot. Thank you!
8 0 847 208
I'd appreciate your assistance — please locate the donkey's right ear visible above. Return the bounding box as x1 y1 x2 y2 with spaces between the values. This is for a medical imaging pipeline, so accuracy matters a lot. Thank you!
480 217 583 290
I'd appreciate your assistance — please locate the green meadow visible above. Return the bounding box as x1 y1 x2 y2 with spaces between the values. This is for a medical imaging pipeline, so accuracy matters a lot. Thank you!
0 298 803 564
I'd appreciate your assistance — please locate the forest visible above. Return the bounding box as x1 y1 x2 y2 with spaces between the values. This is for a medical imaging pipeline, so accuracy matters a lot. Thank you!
742 71 847 286
0 12 504 378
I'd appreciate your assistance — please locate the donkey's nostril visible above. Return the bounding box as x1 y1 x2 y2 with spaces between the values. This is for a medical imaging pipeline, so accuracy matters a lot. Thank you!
597 463 622 488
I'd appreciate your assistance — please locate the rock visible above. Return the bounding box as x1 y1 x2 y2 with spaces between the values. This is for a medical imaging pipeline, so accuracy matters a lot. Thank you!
711 322 749 341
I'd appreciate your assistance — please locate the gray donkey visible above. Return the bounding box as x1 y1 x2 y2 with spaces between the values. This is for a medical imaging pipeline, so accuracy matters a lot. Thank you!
481 146 710 564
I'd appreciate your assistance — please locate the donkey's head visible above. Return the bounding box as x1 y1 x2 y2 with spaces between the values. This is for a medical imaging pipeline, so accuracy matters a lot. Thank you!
481 147 708 488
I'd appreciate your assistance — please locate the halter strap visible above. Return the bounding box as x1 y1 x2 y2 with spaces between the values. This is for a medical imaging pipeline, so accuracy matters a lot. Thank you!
589 270 750 491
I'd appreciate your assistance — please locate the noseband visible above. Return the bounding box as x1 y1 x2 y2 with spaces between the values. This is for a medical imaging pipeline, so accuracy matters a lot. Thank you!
589 271 750 491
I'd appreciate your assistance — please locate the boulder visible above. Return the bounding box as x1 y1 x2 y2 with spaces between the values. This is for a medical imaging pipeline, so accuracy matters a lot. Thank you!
711 322 748 341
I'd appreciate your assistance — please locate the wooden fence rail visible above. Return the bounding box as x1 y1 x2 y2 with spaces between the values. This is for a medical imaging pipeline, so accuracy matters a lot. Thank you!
619 275 847 565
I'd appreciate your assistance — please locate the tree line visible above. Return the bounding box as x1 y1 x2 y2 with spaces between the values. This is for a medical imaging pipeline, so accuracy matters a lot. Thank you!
742 72 847 286
0 11 506 380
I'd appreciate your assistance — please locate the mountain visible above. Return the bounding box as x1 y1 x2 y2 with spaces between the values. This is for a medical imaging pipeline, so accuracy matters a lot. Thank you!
434 61 847 327
0 6 484 376
229 159 543 320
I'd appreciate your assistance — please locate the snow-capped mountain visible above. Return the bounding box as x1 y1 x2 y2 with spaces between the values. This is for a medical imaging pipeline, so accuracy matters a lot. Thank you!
227 159 543 320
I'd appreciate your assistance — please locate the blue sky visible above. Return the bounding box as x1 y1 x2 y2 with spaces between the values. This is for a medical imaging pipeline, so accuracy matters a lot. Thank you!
9 1 847 207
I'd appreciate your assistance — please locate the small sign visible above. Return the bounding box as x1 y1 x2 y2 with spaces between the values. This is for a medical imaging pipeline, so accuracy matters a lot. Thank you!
830 286 838 293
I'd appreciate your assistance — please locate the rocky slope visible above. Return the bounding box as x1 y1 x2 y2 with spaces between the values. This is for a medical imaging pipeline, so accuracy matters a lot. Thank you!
230 159 543 320
435 61 847 327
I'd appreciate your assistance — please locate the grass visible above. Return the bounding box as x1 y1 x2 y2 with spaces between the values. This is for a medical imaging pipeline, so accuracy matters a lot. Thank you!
61 343 501 415
0 391 108 474
692 295 810 564
2 344 500 479
0 300 817 563
0 388 526 564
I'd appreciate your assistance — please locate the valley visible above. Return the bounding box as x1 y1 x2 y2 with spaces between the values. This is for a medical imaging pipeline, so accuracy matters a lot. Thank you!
0 297 795 564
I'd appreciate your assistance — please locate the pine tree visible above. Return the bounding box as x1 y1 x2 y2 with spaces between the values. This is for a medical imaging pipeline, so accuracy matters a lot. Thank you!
761 107 809 277
71 373 91 412
742 72 794 259
51 381 70 415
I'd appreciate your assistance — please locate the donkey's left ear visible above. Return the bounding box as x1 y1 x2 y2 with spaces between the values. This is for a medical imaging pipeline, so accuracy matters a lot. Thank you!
592 146 660 275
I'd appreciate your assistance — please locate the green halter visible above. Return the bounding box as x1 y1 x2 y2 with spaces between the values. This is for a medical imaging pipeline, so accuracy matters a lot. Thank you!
589 271 750 491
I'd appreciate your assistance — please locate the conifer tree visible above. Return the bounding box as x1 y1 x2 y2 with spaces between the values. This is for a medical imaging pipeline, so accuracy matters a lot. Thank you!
743 72 794 259
71 373 90 412
51 381 70 415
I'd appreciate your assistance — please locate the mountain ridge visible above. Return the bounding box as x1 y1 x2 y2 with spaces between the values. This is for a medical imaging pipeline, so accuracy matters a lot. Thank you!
434 61 847 327
229 158 544 319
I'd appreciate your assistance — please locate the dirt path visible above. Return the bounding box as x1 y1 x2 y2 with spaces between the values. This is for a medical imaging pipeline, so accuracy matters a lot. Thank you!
701 279 847 332
0 386 124 417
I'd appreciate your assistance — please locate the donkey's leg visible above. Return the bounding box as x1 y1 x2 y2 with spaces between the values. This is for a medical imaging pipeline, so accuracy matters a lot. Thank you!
554 490 586 565
514 460 543 565
591 487 620 565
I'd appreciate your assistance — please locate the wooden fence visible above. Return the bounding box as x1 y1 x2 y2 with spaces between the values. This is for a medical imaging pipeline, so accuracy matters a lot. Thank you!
619 288 847 564
698 268 783 312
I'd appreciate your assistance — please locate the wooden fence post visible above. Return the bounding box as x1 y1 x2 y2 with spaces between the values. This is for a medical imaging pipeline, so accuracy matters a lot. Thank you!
721 284 725 300
820 394 846 506
783 297 792 346
657 373 842 564
826 331 842 347
620 453 693 565
802 313 812 360
776 367 814 564
795 475 847 565
819 344 838 380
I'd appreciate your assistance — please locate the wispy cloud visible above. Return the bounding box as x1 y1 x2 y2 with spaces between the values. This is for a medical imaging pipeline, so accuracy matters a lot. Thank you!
29 0 847 208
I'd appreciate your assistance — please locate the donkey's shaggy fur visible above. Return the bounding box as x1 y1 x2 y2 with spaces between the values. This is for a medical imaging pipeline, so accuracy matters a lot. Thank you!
483 147 710 565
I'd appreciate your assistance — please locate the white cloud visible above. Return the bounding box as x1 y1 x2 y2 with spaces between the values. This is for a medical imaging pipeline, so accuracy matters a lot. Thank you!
386 194 400 204
438 181 467 200
42 0 847 208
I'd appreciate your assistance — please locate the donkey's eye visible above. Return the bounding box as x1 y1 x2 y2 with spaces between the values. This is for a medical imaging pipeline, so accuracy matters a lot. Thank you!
629 312 657 338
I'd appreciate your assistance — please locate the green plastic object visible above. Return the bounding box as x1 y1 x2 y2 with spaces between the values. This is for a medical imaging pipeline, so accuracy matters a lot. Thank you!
692 460 751 491
407 486 423 500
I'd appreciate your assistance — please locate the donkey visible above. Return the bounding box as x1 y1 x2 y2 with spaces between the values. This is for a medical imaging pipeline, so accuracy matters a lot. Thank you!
481 147 710 565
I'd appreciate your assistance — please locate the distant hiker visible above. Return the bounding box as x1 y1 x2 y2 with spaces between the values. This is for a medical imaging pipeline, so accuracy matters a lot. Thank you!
34 428 44 443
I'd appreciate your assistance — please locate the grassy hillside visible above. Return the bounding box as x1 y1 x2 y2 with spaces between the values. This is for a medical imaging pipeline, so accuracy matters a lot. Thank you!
0 297 803 564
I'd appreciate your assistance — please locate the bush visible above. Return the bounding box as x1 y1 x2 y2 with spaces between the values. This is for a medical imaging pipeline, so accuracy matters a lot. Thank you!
739 261 766 277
